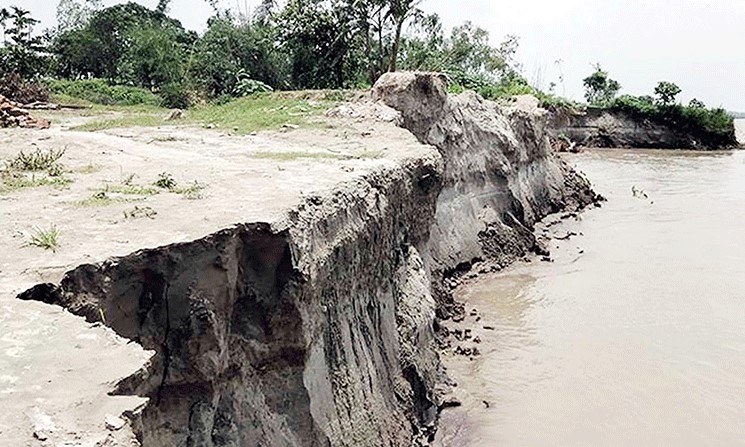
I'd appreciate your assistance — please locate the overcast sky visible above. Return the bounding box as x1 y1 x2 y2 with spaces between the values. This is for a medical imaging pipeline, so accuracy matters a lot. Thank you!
7 0 745 110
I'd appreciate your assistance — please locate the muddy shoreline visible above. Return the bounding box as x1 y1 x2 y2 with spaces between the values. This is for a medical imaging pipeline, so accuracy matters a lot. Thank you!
435 147 745 446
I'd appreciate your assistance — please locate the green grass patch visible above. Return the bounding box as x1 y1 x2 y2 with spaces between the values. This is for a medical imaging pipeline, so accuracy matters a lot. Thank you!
104 183 160 196
7 148 66 172
73 113 167 131
68 93 336 134
0 171 73 194
171 180 205 200
29 225 60 252
192 95 335 132
152 173 205 199
75 191 126 207
77 178 160 207
250 151 346 161
188 94 335 134
48 79 160 106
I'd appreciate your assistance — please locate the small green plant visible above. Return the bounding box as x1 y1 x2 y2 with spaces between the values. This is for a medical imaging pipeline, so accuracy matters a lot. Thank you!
76 191 115 207
105 183 160 196
173 180 205 199
46 164 65 177
77 163 100 174
123 206 157 219
122 173 137 185
154 172 177 190
233 70 273 97
7 147 66 172
29 225 60 252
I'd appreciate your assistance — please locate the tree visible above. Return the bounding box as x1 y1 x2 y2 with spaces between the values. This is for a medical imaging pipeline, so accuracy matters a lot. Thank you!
56 0 102 33
387 0 420 72
0 7 48 78
191 13 286 96
52 3 196 82
278 0 350 89
583 65 621 105
689 98 705 109
345 0 389 86
654 81 681 106
255 0 278 24
398 16 526 98
120 26 183 88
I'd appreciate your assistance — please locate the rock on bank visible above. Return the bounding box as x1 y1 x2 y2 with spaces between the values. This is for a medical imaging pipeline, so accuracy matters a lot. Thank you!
15 73 598 446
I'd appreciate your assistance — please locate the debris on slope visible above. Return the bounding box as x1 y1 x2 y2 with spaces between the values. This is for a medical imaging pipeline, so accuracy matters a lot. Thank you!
0 95 51 129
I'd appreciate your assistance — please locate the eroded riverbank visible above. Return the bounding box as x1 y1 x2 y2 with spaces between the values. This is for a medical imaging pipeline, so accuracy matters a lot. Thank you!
437 148 745 446
1 74 598 446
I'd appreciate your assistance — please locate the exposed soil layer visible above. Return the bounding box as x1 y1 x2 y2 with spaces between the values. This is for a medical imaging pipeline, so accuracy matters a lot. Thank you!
551 107 738 150
6 73 599 446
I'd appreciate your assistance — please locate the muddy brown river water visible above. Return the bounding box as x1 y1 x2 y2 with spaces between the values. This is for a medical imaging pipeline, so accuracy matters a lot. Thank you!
436 143 745 446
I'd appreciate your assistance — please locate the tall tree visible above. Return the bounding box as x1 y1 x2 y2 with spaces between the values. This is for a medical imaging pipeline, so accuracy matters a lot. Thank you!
56 0 102 33
654 81 682 106
346 0 388 85
278 0 350 88
0 7 47 78
386 0 420 72
583 65 621 105
53 2 195 82
191 12 286 96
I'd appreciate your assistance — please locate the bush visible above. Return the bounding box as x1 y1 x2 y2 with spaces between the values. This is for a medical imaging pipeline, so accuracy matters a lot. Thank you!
233 71 273 97
159 82 190 109
0 73 50 103
610 94 657 117
447 72 538 101
47 79 160 106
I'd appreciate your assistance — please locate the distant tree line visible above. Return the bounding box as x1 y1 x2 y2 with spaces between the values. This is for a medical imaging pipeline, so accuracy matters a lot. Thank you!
0 0 537 108
0 0 734 144
582 65 734 142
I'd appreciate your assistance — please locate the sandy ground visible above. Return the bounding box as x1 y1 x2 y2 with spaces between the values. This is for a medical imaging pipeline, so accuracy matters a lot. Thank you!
0 106 432 445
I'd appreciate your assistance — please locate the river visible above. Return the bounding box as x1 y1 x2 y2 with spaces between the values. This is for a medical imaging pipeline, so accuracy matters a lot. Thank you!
436 136 745 446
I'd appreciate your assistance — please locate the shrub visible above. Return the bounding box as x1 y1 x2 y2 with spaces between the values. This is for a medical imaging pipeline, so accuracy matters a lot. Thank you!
0 73 50 103
233 71 273 97
159 82 190 109
47 79 160 106
154 172 177 190
7 147 66 172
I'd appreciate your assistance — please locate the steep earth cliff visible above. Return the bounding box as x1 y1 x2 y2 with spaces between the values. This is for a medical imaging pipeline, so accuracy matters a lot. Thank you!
18 73 598 446
551 107 737 149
